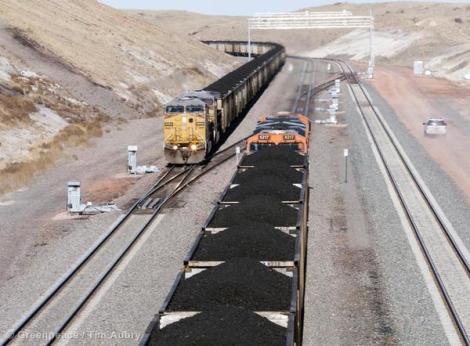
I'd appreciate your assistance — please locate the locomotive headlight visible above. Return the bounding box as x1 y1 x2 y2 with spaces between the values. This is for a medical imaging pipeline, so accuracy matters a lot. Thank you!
190 144 197 151
172 145 178 150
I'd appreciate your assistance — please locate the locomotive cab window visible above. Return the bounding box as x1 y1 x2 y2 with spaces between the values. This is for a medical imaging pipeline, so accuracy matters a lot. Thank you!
166 105 184 113
186 105 204 112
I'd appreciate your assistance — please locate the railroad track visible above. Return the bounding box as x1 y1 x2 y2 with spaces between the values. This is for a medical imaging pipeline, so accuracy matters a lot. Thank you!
140 57 320 346
335 60 470 345
1 139 246 346
2 57 334 346
290 57 344 117
292 59 315 116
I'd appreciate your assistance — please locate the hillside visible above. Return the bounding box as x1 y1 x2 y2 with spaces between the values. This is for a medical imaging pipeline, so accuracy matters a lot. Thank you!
0 0 237 112
0 0 238 195
132 2 470 82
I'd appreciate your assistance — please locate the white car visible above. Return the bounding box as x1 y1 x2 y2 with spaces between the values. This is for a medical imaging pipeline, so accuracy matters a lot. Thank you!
423 118 447 136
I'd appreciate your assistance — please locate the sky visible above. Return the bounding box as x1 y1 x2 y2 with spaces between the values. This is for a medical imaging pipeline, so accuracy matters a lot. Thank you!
100 0 470 15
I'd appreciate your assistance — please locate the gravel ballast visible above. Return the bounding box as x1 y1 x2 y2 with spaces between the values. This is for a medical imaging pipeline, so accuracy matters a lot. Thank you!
332 78 448 343
150 305 287 346
303 60 449 345
192 223 296 261
168 258 293 311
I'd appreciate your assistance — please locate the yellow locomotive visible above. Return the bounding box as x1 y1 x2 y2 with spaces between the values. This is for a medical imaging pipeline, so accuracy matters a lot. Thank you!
163 91 220 164
163 41 286 164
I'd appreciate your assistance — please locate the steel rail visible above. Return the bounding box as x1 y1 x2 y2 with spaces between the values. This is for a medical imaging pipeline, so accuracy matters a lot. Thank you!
208 137 248 161
50 141 252 342
290 58 318 117
142 166 195 201
339 60 470 276
355 70 470 276
335 59 470 344
0 166 181 345
303 60 315 116
44 167 195 345
4 138 247 344
291 60 309 113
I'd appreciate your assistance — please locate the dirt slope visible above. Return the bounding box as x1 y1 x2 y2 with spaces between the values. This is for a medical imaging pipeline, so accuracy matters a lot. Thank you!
0 0 237 111
133 2 470 82
0 0 238 195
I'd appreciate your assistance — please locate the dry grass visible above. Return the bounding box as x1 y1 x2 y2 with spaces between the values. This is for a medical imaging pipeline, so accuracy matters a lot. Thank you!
0 93 37 126
0 119 104 195
0 69 110 195
0 0 238 108
0 68 111 196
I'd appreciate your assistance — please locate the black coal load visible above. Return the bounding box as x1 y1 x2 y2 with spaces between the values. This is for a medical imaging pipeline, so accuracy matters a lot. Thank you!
241 146 305 166
223 175 301 202
248 158 305 176
150 305 287 346
208 195 298 227
233 165 303 184
193 222 296 261
168 258 292 311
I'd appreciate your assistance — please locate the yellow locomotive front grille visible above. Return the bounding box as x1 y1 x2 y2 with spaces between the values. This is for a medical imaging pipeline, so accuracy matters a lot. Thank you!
163 113 206 147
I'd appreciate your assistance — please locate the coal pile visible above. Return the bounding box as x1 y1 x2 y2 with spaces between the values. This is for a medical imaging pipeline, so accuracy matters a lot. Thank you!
223 175 301 201
193 223 296 261
247 158 305 174
233 166 303 184
208 195 298 227
150 305 287 346
168 258 292 311
147 146 305 346
204 43 284 95
241 147 305 166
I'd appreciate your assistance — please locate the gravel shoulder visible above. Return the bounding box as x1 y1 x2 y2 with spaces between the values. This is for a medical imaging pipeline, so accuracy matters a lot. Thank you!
303 61 449 344
0 117 166 337
366 66 470 203
362 71 470 262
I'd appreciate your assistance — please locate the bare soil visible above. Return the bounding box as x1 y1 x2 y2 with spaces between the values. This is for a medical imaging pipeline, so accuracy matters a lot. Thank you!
0 0 237 107
0 0 239 198
85 176 137 204
0 117 164 281
367 65 470 202
133 2 470 82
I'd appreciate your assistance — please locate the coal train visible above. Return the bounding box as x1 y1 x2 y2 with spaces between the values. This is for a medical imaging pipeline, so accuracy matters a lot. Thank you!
143 110 310 345
163 42 285 164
